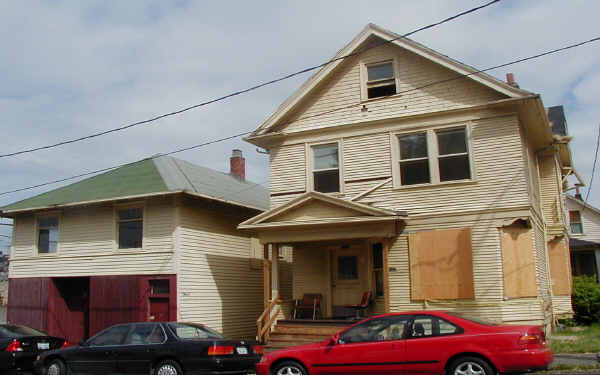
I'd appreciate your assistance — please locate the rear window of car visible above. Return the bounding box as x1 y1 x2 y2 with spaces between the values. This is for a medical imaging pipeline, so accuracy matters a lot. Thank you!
168 323 225 339
445 312 496 326
0 325 46 338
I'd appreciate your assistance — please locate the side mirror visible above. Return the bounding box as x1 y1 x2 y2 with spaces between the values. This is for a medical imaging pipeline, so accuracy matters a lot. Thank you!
328 334 339 346
78 340 87 347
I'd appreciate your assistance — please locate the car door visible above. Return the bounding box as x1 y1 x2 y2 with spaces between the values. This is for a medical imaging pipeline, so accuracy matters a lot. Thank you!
68 324 131 375
114 323 168 375
404 315 463 375
313 316 409 375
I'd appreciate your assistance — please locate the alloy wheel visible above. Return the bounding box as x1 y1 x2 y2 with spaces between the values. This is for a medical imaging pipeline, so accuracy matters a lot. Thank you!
47 363 61 375
454 361 486 375
157 364 179 375
276 365 303 375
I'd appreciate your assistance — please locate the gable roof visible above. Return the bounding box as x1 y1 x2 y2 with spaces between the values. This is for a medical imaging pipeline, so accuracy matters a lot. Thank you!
1 156 269 214
566 195 600 217
248 23 533 138
238 191 405 230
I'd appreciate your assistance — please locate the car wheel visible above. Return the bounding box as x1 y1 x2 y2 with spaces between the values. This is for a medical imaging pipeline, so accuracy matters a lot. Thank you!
449 356 493 375
154 359 184 375
273 361 307 375
47 359 67 375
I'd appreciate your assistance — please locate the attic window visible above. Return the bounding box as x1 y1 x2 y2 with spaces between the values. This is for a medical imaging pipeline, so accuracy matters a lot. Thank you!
366 62 396 99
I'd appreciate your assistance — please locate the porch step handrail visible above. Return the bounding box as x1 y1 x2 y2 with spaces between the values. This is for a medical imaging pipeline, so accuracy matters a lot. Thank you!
257 292 280 344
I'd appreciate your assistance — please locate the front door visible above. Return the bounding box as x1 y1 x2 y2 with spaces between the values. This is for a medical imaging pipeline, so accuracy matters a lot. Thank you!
332 243 369 309
149 298 169 322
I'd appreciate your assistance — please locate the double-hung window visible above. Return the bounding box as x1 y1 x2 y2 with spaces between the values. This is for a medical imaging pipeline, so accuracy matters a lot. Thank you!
311 143 340 193
365 61 397 99
118 207 143 249
569 210 583 234
37 216 58 254
396 126 472 187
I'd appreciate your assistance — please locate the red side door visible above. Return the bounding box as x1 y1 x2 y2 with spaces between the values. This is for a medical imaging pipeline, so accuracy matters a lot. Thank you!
149 298 169 322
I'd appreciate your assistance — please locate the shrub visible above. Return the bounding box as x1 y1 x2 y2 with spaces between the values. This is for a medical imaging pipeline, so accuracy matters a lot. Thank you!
571 275 600 324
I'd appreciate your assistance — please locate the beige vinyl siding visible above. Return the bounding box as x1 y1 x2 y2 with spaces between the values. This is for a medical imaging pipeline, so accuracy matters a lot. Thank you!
525 141 542 217
387 212 545 325
9 198 176 278
177 204 262 339
292 245 331 317
270 143 306 196
277 42 506 134
270 193 304 209
347 115 529 215
532 218 555 323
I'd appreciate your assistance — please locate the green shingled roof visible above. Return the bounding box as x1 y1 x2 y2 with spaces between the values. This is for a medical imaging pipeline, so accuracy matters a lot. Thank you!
1 156 269 213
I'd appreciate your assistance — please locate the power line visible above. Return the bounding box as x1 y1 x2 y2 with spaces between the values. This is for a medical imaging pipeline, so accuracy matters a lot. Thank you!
0 234 10 239
1 34 599 197
0 0 501 160
582 123 600 213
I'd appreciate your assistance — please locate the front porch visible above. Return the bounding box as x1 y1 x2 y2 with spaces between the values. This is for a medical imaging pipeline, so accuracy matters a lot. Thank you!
238 191 406 343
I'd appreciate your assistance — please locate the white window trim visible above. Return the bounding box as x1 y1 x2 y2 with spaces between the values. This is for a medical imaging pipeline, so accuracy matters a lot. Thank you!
306 139 344 194
34 211 61 256
391 123 475 189
569 210 584 235
360 59 400 102
114 202 146 252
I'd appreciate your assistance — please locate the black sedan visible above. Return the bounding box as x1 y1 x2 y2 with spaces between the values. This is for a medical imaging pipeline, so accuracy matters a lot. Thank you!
34 322 262 375
0 324 67 374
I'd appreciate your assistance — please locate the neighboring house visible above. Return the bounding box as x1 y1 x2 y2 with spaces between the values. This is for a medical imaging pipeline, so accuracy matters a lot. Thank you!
240 23 575 334
0 151 270 343
566 194 600 282
0 255 7 323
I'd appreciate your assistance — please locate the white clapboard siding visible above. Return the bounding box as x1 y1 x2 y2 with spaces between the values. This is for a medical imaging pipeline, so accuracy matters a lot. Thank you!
387 213 546 325
177 205 263 339
566 198 600 241
347 115 529 215
343 132 391 181
526 142 542 217
538 154 561 227
278 43 505 134
270 143 306 194
9 199 176 278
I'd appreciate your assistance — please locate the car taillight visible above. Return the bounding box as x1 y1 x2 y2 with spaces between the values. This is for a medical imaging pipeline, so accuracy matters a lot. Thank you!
61 340 69 348
5 340 23 352
519 333 543 348
253 345 264 355
208 345 234 356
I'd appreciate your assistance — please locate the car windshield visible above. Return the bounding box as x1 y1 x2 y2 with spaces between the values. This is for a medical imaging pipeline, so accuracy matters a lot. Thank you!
0 325 46 338
445 312 496 326
168 323 225 339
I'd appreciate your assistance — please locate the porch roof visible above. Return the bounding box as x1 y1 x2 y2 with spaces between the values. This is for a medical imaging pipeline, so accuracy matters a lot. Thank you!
238 192 406 242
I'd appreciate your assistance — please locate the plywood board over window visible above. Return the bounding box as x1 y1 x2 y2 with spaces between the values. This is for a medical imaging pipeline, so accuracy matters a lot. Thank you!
548 239 572 296
500 225 538 298
408 228 474 300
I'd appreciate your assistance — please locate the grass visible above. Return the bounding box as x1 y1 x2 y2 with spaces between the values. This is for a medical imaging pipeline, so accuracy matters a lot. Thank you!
549 323 600 353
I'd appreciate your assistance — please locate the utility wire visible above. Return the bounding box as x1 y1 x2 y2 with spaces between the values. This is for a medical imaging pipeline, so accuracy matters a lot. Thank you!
582 123 600 213
1 34 599 197
0 224 13 226
0 0 501 159
0 234 10 238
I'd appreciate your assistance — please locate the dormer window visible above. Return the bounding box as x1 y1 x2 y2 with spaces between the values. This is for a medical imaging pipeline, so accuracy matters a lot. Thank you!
366 61 396 99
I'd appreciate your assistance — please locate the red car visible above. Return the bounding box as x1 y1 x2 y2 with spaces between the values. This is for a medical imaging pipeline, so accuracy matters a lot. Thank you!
256 311 552 375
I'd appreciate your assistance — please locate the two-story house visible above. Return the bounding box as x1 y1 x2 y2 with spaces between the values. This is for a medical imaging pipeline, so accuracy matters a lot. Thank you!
0 151 273 343
566 194 600 282
240 24 574 338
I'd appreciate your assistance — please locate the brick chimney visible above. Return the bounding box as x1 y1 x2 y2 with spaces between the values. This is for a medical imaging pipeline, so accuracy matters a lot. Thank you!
230 149 245 180
506 73 520 88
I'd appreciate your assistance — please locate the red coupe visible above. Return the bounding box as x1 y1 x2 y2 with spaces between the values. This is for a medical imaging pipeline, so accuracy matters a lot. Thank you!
256 311 552 375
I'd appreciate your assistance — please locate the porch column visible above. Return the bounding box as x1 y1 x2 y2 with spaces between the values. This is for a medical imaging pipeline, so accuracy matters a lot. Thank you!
263 244 271 308
271 244 280 300
383 239 391 313
595 249 600 283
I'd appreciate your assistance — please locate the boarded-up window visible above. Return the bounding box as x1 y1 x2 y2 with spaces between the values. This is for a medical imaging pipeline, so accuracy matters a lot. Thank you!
548 239 572 295
408 228 474 300
500 226 538 298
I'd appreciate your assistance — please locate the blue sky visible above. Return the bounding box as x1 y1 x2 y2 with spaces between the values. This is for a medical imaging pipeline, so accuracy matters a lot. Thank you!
1 0 599 253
